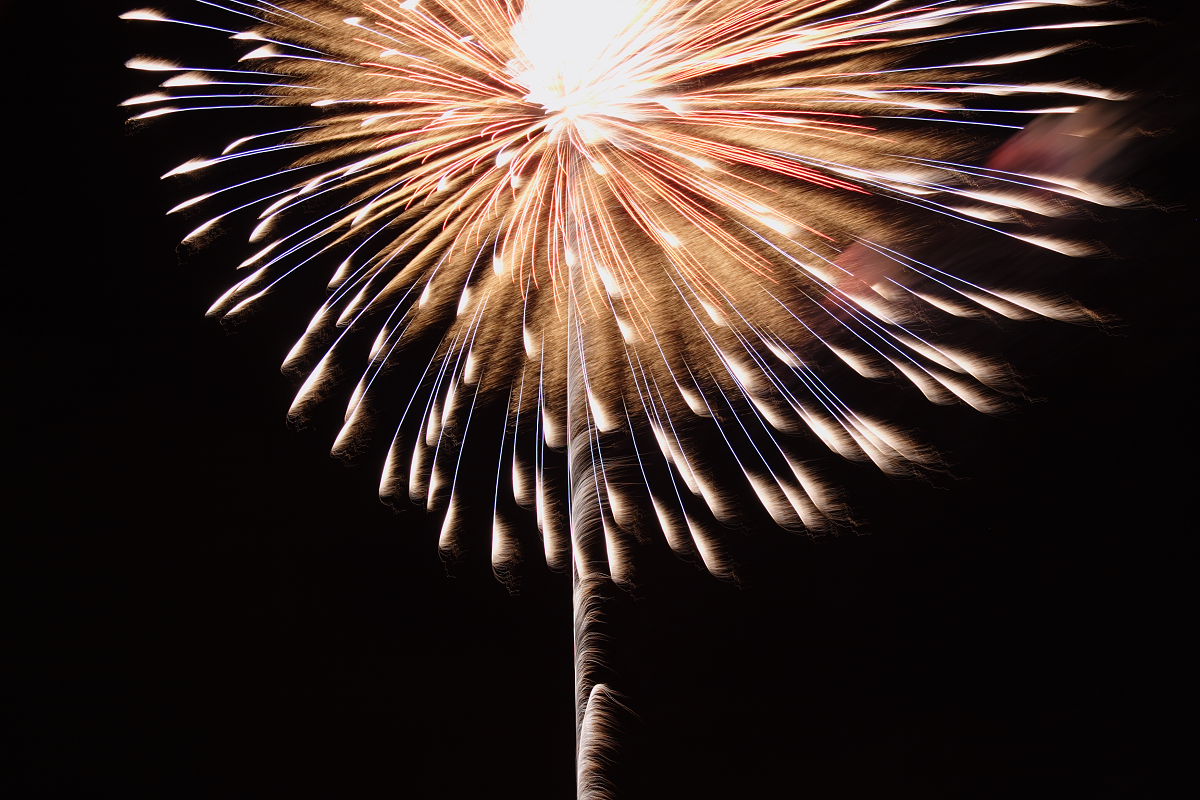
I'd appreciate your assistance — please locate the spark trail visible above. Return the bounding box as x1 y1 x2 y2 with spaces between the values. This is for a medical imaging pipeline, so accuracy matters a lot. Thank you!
124 1 1128 795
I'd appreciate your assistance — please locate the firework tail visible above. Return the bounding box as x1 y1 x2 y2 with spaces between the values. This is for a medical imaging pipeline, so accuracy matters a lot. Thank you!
567 238 621 798
572 574 620 800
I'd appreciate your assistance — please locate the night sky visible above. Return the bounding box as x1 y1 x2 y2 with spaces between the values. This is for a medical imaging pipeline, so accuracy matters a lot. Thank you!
8 2 1195 797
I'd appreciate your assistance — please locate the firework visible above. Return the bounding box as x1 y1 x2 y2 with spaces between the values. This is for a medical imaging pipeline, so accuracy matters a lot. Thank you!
123 1 1127 795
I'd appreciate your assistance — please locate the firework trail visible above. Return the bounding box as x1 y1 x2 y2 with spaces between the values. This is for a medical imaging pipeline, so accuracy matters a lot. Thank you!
123 1 1129 794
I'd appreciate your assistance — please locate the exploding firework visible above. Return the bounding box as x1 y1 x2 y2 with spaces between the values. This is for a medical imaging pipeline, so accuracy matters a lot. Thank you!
123 0 1129 794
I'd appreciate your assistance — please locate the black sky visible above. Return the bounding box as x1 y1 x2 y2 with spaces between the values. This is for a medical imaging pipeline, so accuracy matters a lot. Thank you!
7 2 1196 797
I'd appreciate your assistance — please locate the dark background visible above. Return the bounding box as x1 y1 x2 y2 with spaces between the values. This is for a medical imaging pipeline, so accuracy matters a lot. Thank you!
7 2 1195 797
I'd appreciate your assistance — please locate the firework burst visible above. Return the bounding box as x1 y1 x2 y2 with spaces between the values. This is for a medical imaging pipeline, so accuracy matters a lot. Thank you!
124 0 1128 794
